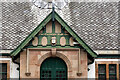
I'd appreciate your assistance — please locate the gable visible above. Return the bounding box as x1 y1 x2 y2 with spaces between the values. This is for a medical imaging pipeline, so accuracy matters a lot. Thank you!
26 20 79 48
10 10 97 58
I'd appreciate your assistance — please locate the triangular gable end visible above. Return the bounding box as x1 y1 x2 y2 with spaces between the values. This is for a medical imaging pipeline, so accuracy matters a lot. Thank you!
10 11 97 58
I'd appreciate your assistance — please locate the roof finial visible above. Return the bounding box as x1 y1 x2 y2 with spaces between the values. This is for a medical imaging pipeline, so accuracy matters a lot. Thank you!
52 1 55 21
52 0 55 12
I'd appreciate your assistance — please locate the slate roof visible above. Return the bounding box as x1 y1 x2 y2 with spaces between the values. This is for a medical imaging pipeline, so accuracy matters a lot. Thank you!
0 2 119 50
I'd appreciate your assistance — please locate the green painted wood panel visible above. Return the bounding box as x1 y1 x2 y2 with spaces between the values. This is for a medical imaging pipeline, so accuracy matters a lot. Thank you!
40 57 67 80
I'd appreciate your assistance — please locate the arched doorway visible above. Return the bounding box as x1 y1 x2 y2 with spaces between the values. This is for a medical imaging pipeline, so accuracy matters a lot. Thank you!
40 57 67 80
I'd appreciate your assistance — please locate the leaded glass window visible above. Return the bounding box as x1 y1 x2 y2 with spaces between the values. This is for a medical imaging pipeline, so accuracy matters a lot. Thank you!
109 64 116 80
0 63 7 80
98 64 106 80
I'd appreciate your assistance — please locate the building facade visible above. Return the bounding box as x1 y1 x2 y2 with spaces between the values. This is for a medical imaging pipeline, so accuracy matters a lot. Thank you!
0 1 119 80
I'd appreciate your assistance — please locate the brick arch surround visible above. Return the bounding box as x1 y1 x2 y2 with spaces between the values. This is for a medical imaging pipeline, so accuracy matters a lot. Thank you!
36 52 72 78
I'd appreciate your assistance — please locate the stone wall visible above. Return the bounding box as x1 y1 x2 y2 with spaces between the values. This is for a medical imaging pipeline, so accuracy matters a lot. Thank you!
20 48 88 78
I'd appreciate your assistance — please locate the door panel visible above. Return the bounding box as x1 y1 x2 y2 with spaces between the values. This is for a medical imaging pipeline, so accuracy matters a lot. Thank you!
40 57 67 80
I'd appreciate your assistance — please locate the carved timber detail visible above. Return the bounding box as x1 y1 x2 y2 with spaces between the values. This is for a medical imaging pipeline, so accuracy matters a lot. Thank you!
69 37 74 46
60 37 66 46
32 37 38 46
41 37 47 46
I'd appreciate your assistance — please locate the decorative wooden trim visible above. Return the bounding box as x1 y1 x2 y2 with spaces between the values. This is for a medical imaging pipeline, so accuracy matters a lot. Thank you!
10 11 97 58
41 37 47 46
52 20 55 33
0 60 10 79
106 64 109 80
117 64 119 80
95 62 98 80
10 12 52 56
32 37 38 46
0 53 10 56
28 48 80 51
55 11 97 57
69 37 74 46
60 37 66 46
51 37 57 46
96 54 120 59
26 45 81 48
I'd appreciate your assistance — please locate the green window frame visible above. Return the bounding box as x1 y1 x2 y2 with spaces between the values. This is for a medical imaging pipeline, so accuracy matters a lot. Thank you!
109 64 116 80
98 64 106 80
0 63 7 80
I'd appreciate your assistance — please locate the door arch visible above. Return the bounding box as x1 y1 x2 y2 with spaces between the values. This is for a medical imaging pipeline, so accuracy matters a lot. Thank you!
40 57 67 80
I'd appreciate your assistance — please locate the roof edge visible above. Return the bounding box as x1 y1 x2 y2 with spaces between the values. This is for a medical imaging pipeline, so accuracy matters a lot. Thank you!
10 10 97 58
10 12 52 56
54 11 97 57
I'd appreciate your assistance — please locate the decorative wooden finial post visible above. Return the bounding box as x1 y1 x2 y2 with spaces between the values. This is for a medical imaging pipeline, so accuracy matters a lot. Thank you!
52 2 55 21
